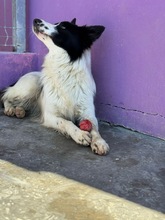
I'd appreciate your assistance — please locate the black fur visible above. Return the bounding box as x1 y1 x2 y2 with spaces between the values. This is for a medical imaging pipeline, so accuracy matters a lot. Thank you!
33 18 105 62
52 20 105 61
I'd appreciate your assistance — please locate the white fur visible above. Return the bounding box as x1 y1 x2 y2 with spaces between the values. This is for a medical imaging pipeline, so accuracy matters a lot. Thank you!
2 20 109 155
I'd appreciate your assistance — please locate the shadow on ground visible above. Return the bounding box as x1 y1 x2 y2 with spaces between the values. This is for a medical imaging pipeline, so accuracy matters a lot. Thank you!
0 104 165 213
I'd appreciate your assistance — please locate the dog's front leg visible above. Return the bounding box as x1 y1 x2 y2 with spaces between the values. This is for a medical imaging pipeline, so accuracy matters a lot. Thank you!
80 117 109 155
43 115 92 146
90 128 109 155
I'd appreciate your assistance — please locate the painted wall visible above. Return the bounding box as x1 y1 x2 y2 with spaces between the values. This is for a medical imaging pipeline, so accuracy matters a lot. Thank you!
26 0 165 139
0 53 37 89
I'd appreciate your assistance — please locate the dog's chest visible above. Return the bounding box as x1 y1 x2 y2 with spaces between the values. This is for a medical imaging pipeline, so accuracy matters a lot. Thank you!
42 67 93 119
45 67 86 94
41 51 95 119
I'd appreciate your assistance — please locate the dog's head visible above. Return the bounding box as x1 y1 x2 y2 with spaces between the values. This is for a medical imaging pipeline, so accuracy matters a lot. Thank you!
33 18 105 61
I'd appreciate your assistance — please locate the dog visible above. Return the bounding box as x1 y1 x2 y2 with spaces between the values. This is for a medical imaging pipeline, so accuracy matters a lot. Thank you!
2 18 109 155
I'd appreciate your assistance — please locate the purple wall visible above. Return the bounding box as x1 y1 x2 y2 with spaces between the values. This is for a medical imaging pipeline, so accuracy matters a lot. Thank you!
0 53 37 89
3 0 165 139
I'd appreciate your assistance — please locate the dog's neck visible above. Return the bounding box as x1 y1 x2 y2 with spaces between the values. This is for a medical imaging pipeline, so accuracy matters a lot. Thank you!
37 33 92 75
43 43 92 76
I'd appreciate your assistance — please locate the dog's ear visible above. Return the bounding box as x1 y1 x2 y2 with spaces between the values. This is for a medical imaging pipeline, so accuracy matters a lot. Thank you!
71 18 76 25
86 25 105 42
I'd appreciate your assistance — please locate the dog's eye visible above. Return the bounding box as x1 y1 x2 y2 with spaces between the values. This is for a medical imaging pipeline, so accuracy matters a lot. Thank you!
61 25 66 30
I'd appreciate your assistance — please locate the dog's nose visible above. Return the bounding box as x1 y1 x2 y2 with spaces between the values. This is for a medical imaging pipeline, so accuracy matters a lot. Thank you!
33 18 42 26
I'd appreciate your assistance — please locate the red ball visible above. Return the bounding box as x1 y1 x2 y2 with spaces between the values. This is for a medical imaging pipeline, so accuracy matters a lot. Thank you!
79 120 92 132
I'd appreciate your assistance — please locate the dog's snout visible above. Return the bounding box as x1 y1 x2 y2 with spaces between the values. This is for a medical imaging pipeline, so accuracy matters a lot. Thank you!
33 18 42 26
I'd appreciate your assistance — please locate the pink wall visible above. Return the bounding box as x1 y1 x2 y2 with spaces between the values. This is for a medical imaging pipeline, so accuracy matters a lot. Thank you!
26 0 165 139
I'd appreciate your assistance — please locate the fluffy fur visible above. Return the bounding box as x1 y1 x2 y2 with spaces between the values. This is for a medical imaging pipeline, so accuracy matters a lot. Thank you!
2 18 109 155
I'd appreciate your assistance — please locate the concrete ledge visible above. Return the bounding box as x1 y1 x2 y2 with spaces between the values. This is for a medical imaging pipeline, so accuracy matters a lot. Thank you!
0 160 164 220
0 52 38 90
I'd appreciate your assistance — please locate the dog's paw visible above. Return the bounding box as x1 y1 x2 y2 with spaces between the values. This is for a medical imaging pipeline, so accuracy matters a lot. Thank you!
15 106 25 118
4 107 15 117
74 130 92 146
91 138 109 155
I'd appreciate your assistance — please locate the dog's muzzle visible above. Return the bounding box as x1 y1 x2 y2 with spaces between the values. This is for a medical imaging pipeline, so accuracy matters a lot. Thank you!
33 18 43 33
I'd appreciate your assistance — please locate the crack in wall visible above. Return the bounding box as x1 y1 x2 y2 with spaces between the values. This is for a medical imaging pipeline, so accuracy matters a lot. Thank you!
101 103 165 119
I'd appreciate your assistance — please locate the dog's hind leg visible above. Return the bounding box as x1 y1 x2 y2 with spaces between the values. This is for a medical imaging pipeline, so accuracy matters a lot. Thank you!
2 72 41 118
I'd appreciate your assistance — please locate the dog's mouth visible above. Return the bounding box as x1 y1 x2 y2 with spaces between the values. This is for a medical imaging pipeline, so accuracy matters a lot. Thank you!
33 25 50 38
33 26 39 34
32 18 57 40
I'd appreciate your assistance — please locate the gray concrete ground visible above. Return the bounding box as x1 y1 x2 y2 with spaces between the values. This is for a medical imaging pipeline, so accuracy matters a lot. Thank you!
0 103 165 214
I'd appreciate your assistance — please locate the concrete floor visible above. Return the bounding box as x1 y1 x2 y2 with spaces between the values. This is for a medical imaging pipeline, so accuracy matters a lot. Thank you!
0 103 165 216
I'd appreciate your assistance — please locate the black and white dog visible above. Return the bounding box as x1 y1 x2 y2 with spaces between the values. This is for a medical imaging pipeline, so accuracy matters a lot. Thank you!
2 18 109 155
